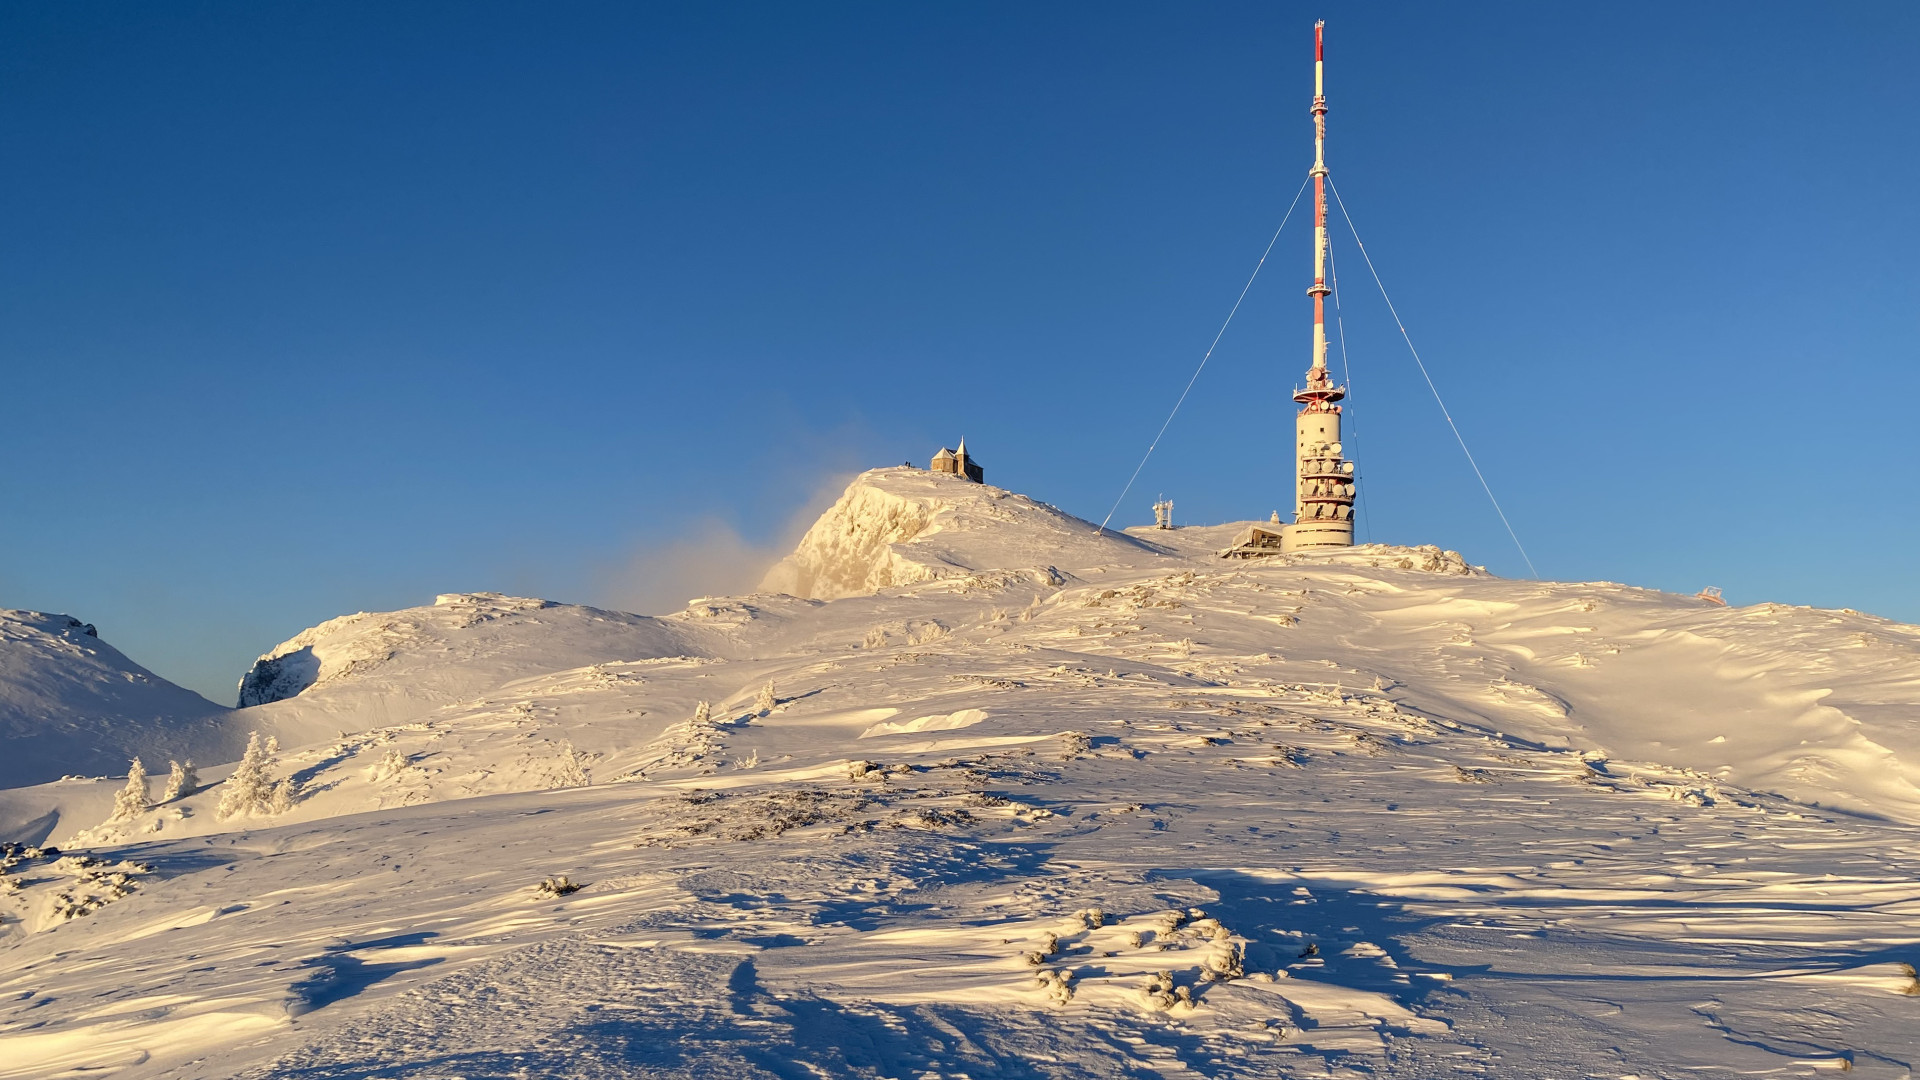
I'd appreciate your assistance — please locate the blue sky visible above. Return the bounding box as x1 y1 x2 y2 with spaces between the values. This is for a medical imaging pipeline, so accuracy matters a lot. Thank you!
2 2 1915 703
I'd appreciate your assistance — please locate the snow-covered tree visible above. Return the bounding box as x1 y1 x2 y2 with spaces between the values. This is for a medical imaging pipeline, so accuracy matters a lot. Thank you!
217 732 280 820
370 748 410 782
109 758 150 821
693 700 712 727
754 682 777 716
268 775 300 815
162 759 198 802
547 740 590 789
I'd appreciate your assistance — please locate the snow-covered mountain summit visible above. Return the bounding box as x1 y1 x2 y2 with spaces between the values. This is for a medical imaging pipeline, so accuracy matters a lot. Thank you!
3 470 1919 1078
0 610 231 791
760 467 1165 600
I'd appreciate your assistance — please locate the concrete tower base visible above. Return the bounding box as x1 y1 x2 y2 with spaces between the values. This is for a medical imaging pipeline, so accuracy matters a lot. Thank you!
1290 408 1356 549
1280 520 1355 550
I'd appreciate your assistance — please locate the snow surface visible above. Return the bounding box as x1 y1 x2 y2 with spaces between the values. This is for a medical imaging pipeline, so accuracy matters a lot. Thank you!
2 467 1918 1078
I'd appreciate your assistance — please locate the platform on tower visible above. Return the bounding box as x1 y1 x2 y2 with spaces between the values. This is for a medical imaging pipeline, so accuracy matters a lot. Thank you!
1221 517 1357 558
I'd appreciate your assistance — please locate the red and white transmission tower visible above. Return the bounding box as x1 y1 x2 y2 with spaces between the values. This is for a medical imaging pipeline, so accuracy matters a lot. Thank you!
1283 20 1358 550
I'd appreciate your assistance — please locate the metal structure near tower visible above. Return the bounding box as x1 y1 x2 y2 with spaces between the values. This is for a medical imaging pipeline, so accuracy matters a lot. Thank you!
1281 20 1357 551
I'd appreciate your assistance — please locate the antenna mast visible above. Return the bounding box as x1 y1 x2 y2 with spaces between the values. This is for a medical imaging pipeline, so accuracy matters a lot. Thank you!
1282 20 1358 550
1309 20 1334 386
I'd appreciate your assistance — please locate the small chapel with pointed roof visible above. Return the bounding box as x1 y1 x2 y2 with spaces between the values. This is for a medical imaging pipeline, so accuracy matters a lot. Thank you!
929 440 984 483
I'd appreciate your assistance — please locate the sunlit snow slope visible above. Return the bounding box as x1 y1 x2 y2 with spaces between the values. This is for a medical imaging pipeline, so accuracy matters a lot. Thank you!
2 468 1917 1079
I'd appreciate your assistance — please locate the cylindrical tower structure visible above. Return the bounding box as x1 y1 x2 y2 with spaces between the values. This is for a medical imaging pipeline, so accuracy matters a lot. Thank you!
1283 20 1356 551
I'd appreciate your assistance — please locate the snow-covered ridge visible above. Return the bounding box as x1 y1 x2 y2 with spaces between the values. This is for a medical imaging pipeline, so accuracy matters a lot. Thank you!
760 467 1164 600
0 610 230 792
242 593 588 706
234 591 704 745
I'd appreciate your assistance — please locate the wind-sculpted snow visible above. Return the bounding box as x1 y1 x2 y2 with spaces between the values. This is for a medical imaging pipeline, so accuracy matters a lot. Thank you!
760 467 1164 600
0 610 231 791
3 475 1920 1077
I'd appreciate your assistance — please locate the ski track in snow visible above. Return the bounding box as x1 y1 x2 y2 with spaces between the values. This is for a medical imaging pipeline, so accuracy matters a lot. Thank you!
1 469 1917 1078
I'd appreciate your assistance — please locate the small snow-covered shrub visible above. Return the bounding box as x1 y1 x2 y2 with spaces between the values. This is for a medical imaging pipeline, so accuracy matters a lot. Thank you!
534 876 581 897
42 855 151 920
1669 785 1715 808
754 682 777 716
369 749 412 782
1034 968 1074 1004
268 776 301 814
1080 907 1106 930
908 807 974 829
1140 970 1194 1011
1058 731 1091 760
162 759 198 802
546 740 591 789
1202 940 1245 982
848 760 884 782
1141 970 1173 1006
642 788 878 847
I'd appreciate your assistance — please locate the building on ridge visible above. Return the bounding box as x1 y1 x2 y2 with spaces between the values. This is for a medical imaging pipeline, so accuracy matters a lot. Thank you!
930 440 985 483
929 441 984 483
